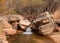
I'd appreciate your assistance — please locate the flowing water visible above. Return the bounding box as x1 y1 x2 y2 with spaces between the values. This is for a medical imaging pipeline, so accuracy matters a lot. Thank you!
8 27 56 43
22 27 33 34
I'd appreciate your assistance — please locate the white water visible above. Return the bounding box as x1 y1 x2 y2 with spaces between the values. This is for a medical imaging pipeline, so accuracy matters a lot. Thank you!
22 27 33 34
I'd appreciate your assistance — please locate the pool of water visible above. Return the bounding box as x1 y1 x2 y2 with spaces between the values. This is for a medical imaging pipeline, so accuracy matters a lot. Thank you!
8 32 56 43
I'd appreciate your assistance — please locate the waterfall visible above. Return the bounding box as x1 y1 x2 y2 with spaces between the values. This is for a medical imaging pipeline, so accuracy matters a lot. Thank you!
22 27 33 34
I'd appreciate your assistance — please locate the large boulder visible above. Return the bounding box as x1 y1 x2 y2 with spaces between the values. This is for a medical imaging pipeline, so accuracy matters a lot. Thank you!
0 14 31 30
52 9 60 32
6 14 31 30
0 17 16 35
0 18 8 43
31 12 55 35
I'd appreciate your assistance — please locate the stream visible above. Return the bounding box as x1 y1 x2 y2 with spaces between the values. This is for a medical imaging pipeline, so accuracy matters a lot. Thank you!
8 27 56 43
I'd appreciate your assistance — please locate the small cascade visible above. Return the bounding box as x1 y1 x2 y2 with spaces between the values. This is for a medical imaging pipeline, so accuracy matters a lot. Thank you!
22 27 33 34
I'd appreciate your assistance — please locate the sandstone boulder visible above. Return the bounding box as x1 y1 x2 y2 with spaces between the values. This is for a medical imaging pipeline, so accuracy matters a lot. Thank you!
31 12 55 35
